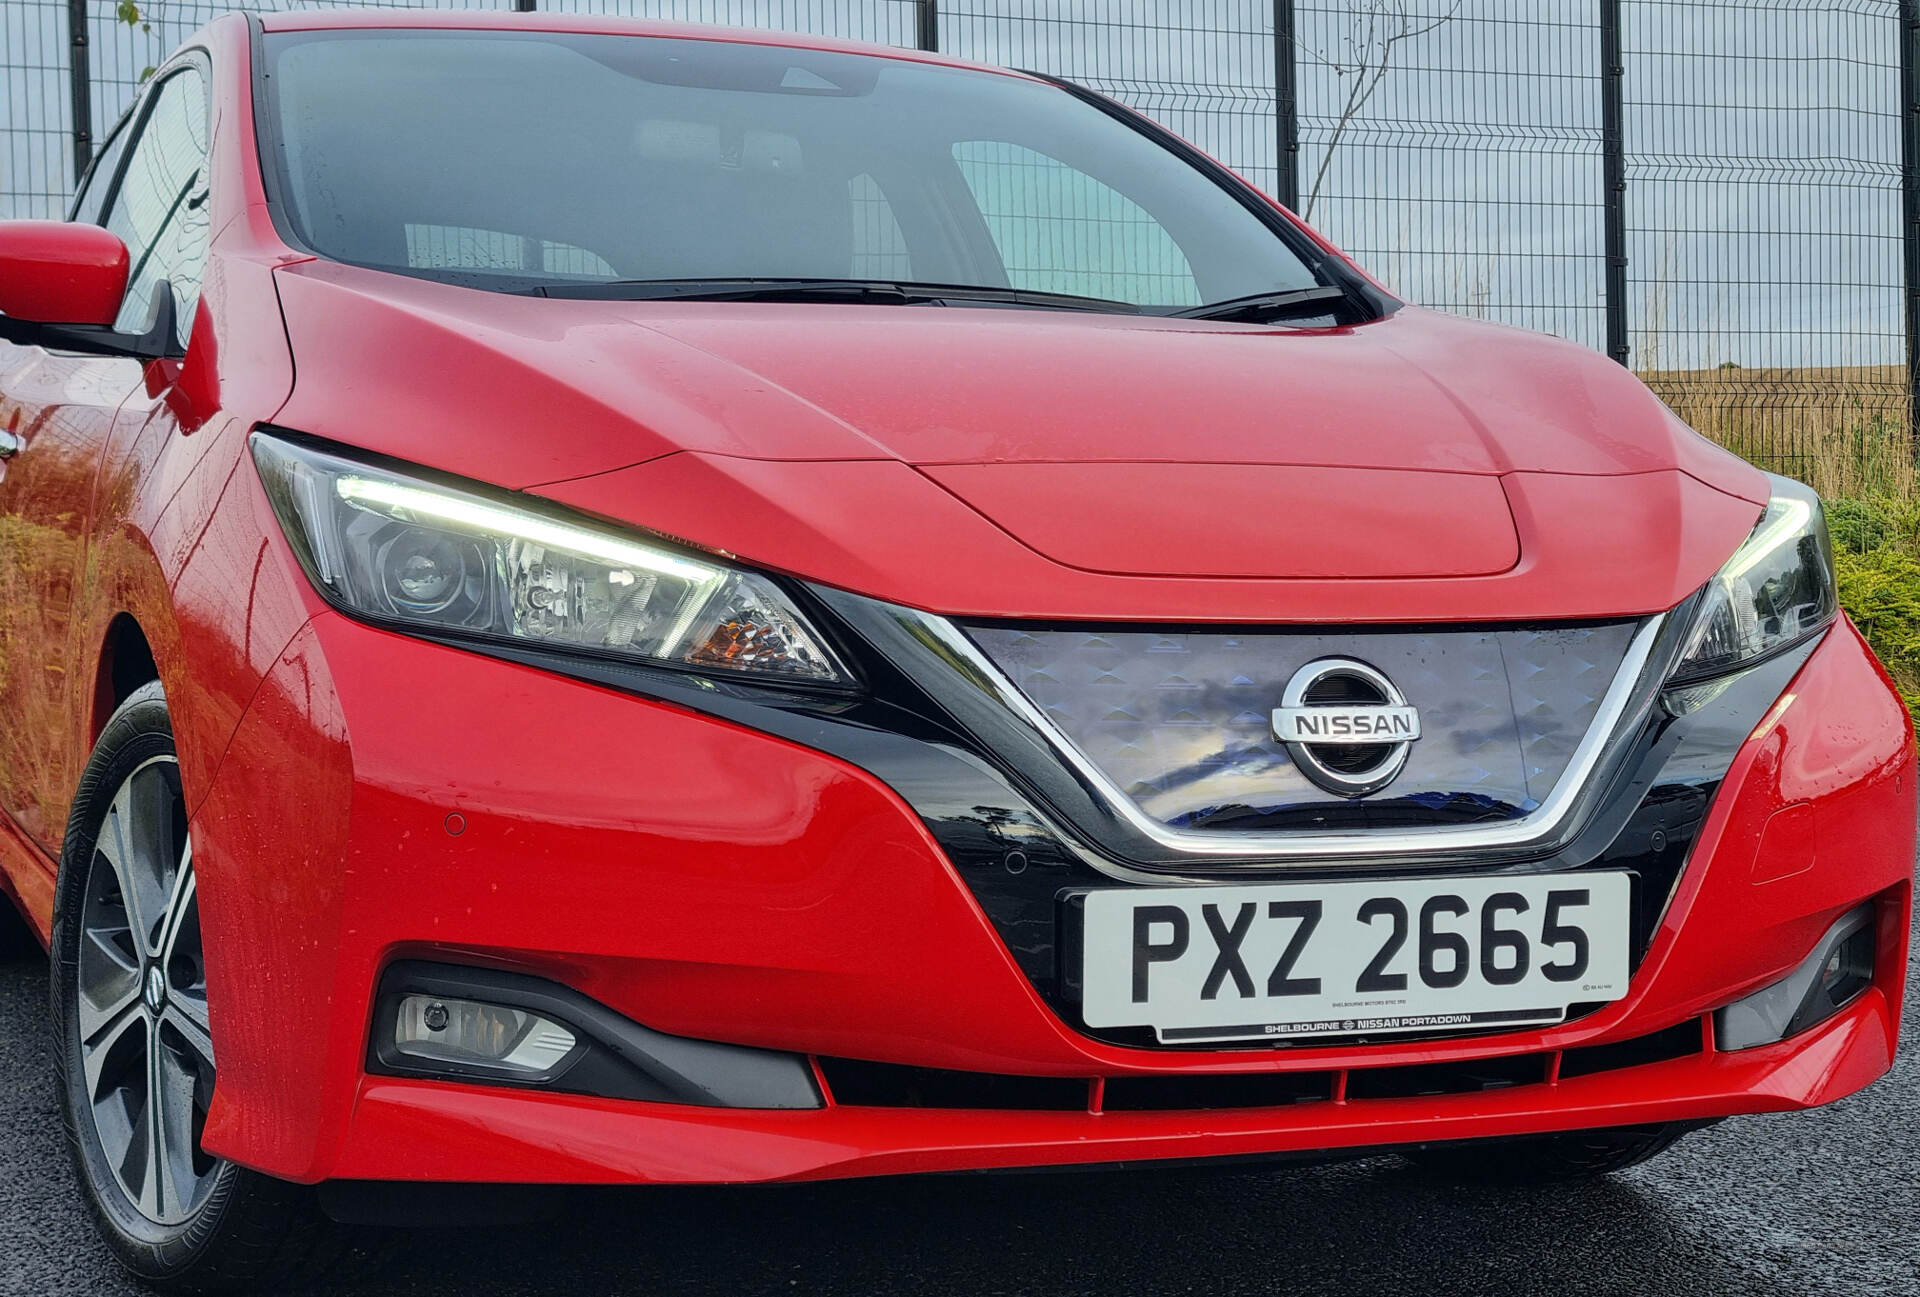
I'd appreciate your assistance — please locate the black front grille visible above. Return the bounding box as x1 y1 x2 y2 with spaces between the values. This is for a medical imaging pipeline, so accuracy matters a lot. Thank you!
815 1018 1707 1114
968 622 1641 832
818 1060 1088 1111
1103 1071 1333 1112
1343 1051 1549 1101
1558 1019 1704 1079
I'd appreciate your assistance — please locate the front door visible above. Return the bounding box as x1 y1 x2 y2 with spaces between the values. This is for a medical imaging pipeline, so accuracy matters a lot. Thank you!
0 61 211 855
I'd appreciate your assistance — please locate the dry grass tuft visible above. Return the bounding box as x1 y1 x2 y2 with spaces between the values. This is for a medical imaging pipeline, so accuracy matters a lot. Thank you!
1638 363 1914 500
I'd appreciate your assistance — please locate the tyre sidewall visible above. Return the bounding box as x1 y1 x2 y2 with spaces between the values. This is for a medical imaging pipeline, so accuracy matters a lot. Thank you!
49 684 246 1279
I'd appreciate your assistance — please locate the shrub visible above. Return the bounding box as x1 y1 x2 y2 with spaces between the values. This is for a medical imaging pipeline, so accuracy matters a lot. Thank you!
1835 544 1920 721
1827 494 1920 556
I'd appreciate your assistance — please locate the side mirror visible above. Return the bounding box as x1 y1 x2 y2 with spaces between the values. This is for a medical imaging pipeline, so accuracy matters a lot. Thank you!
0 221 181 360
0 221 128 325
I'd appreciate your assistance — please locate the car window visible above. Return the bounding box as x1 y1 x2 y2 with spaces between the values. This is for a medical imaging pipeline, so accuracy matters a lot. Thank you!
68 113 134 226
403 224 617 278
104 65 211 345
847 173 913 280
263 31 1323 309
952 141 1201 306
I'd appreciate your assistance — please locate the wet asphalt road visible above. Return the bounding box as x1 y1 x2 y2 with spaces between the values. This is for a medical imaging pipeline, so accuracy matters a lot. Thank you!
1 914 1915 1297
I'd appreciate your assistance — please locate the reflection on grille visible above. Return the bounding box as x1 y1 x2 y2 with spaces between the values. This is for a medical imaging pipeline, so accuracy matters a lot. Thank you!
968 623 1640 832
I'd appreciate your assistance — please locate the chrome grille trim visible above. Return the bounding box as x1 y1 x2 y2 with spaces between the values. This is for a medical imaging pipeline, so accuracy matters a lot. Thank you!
906 612 1669 862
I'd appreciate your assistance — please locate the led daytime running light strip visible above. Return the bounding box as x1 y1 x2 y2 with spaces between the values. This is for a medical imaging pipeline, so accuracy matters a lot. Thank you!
335 475 722 587
1722 495 1813 584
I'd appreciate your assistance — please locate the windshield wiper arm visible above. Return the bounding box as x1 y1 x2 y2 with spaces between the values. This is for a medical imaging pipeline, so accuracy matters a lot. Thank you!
519 277 912 302
515 278 1143 313
1172 285 1351 323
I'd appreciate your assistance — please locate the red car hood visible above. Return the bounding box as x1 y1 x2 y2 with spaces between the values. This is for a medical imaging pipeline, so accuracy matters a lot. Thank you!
272 261 1766 621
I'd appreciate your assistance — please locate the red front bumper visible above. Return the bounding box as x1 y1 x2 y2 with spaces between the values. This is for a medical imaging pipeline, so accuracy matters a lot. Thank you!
187 610 1915 1185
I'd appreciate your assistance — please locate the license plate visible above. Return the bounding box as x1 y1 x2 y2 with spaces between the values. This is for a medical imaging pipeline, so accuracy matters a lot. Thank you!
1080 872 1632 1044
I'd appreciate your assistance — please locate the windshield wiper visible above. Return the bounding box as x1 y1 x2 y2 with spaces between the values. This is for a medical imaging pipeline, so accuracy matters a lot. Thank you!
1172 285 1352 324
514 277 1144 313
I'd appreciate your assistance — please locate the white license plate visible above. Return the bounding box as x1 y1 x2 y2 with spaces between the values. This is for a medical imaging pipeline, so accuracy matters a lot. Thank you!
1080 873 1632 1044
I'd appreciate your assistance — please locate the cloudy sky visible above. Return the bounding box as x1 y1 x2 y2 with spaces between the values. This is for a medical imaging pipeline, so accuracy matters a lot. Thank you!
2 0 1907 371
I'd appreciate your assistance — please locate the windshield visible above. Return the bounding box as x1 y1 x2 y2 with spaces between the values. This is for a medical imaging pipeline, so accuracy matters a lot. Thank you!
261 29 1328 310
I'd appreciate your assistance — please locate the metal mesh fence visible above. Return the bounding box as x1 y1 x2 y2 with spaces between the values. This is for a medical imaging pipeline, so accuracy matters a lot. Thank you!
540 0 916 44
1296 1 1608 349
1 0 73 219
939 1 1281 196
1623 0 1910 491
1 0 1915 489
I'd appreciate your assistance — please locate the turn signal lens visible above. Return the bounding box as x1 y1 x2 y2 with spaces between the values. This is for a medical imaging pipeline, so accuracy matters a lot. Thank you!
392 994 579 1075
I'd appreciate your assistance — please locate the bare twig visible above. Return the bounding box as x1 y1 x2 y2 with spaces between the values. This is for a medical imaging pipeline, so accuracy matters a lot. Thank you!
1297 0 1461 221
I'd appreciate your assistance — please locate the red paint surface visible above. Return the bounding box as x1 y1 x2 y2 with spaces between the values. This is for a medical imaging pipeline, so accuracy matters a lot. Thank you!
921 463 1521 578
0 221 129 326
544 459 1761 622
0 11 1909 1188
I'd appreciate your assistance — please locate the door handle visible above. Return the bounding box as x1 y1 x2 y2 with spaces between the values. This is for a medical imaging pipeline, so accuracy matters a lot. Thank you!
0 430 18 458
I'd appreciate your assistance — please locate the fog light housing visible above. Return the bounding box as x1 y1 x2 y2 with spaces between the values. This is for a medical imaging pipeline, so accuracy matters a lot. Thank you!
391 994 580 1077
1715 905 1876 1050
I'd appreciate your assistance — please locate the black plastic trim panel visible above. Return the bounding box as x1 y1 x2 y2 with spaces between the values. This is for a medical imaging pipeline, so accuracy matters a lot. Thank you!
816 1016 1705 1112
369 961 823 1108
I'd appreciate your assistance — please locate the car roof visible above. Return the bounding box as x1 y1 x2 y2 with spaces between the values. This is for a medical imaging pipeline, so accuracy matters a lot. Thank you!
252 9 1029 80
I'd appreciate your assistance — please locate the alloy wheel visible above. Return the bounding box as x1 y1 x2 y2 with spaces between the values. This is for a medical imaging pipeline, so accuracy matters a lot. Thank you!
72 754 218 1227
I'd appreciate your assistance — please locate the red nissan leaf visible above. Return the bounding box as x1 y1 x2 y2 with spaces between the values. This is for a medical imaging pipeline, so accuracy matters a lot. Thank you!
0 11 1911 1290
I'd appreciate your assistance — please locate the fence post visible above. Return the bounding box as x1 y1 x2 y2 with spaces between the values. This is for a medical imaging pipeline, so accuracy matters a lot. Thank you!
66 0 92 186
1600 0 1628 367
1901 0 1920 440
916 0 938 52
512 0 536 11
1274 0 1299 210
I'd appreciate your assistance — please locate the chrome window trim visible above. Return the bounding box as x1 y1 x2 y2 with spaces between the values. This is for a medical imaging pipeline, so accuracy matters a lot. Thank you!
907 611 1669 862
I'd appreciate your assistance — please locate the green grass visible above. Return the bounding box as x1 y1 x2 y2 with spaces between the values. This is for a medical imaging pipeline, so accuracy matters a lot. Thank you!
1829 498 1920 721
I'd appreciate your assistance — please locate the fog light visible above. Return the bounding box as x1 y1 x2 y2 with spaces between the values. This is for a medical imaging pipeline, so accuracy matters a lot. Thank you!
392 994 579 1075
1715 905 1876 1050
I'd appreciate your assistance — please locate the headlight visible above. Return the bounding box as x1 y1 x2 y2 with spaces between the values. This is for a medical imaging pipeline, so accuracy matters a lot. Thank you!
1669 474 1836 685
250 432 852 686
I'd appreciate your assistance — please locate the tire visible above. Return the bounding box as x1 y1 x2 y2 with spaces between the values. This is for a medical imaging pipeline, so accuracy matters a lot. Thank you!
1403 1122 1702 1183
49 682 386 1292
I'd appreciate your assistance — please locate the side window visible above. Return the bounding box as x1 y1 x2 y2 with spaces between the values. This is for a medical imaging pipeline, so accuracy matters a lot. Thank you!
104 66 211 345
951 141 1200 307
69 114 134 227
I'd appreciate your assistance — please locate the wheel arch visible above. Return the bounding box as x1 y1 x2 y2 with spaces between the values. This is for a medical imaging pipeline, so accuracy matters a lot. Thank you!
90 612 161 743
75 515 204 831
73 418 327 872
